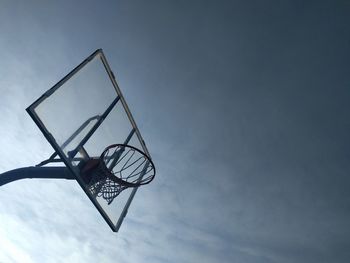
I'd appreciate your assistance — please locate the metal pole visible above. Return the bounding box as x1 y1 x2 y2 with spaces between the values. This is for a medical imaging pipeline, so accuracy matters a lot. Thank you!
0 166 75 187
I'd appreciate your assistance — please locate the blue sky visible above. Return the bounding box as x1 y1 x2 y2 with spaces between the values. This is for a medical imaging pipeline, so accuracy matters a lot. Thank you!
0 1 349 262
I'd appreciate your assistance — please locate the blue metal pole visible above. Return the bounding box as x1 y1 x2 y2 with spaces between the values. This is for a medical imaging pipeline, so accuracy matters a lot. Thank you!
0 166 75 187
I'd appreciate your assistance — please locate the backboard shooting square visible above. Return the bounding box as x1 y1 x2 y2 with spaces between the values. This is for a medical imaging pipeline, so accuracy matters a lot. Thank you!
26 49 154 232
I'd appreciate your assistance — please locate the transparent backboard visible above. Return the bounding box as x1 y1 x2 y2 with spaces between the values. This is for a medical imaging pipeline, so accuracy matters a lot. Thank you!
26 49 150 232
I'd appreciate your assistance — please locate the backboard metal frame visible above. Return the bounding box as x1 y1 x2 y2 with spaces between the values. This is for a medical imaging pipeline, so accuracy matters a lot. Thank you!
26 49 151 232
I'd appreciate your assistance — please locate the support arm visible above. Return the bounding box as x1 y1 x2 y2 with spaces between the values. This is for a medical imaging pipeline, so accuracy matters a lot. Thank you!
0 166 75 187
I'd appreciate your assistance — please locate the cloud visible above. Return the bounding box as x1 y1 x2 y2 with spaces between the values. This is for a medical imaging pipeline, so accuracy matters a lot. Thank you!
0 219 34 263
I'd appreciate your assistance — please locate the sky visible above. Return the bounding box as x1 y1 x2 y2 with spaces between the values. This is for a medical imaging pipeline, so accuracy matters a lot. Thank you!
0 0 349 262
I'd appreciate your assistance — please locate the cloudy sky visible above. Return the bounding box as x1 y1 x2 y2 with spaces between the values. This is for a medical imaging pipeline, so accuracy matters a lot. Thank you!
0 1 349 262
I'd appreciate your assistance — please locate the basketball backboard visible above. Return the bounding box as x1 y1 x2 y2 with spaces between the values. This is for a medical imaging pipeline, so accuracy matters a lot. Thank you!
26 49 154 232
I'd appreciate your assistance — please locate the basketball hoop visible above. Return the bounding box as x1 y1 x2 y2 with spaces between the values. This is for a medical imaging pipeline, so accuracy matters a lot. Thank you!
80 144 156 205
